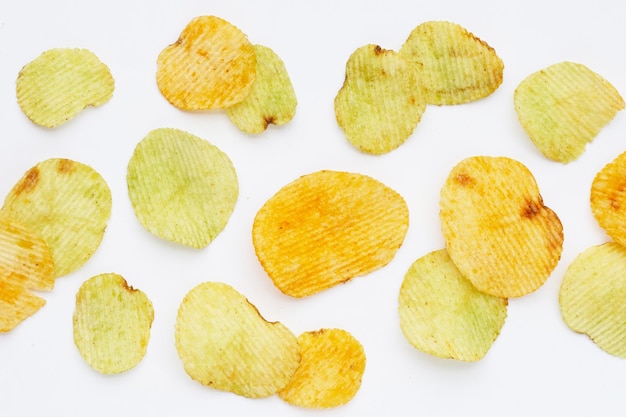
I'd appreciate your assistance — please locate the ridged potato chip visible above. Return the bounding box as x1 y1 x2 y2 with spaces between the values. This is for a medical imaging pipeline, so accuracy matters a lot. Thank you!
398 249 508 361
226 44 297 134
16 48 114 128
399 21 504 105
156 15 256 110
514 62 624 163
278 328 366 409
73 273 154 374
253 170 409 297
1 158 112 277
175 281 301 398
334 44 426 154
440 156 563 298
591 150 626 246
126 128 238 248
0 217 54 332
559 242 626 357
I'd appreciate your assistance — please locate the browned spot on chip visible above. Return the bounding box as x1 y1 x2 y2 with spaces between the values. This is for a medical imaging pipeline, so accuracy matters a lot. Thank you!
15 167 40 195
57 158 76 174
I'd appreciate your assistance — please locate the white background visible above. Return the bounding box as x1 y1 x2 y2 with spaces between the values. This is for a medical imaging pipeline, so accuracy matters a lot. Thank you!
1 0 626 416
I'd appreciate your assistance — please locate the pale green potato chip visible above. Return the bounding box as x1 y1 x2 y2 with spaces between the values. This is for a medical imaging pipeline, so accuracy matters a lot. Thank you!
514 62 624 163
226 44 297 134
127 128 239 248
1 158 112 277
399 21 504 105
398 249 508 361
334 44 426 155
16 48 114 128
560 242 626 358
175 281 301 398
73 273 154 374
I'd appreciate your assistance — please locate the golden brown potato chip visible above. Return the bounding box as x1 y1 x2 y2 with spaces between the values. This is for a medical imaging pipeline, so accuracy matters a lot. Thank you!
226 44 297 134
514 62 624 163
16 48 114 128
559 242 626 357
0 217 54 332
126 128 238 248
399 21 504 105
156 15 256 110
334 44 426 154
253 170 409 297
398 249 508 361
1 158 112 277
440 156 563 298
73 273 154 374
278 328 366 409
175 281 301 398
591 150 626 246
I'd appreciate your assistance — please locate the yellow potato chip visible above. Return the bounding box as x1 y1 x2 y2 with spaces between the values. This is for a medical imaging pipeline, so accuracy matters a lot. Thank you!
1 158 112 277
156 15 256 110
399 21 504 105
559 242 626 357
253 170 409 297
440 156 563 298
591 150 626 246
226 44 297 134
278 328 366 409
126 128 238 248
334 44 426 154
398 249 508 361
73 273 154 374
16 48 114 128
175 281 301 398
0 217 54 332
514 62 624 163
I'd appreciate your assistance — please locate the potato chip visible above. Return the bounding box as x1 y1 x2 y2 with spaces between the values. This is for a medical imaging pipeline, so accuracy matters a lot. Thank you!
156 15 256 110
514 62 624 163
559 242 626 357
440 156 563 298
591 150 626 246
398 249 508 361
1 158 112 277
73 273 154 374
226 44 297 134
175 281 301 398
16 48 114 128
0 217 54 332
278 328 365 408
126 128 238 248
253 170 409 297
399 21 504 105
334 44 426 154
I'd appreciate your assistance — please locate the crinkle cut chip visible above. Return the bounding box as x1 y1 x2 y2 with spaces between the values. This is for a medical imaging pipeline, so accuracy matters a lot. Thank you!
253 170 409 297
156 15 256 110
440 156 563 298
16 48 114 127
0 217 54 332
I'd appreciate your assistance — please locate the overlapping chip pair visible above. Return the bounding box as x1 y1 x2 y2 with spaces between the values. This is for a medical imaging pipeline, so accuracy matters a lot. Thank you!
399 156 564 361
175 281 366 408
0 158 112 332
334 21 504 154
156 15 297 134
558 150 626 358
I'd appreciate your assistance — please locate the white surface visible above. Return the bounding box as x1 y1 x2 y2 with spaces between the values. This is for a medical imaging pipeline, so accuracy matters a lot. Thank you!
1 1 626 416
